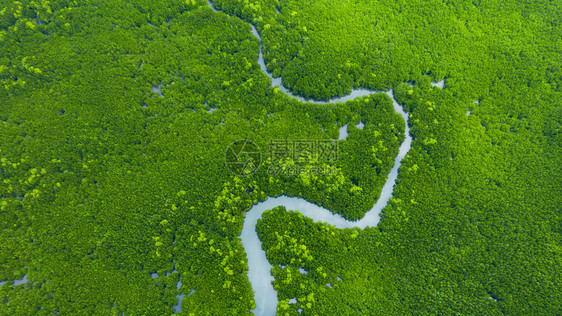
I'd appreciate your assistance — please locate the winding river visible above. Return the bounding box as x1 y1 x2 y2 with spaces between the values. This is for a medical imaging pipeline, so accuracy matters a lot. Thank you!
206 1 413 315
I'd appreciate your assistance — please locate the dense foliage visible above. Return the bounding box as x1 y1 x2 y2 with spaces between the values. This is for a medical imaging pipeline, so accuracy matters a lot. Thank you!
213 0 562 101
259 79 561 314
0 0 402 314
0 0 560 315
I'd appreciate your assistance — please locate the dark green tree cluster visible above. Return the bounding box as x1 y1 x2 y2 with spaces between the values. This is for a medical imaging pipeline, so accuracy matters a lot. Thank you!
215 0 562 101
257 206 404 315
250 94 404 220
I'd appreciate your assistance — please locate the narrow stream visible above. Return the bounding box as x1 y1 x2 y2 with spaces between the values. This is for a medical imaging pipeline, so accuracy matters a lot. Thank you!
0 4 443 315
205 2 413 315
